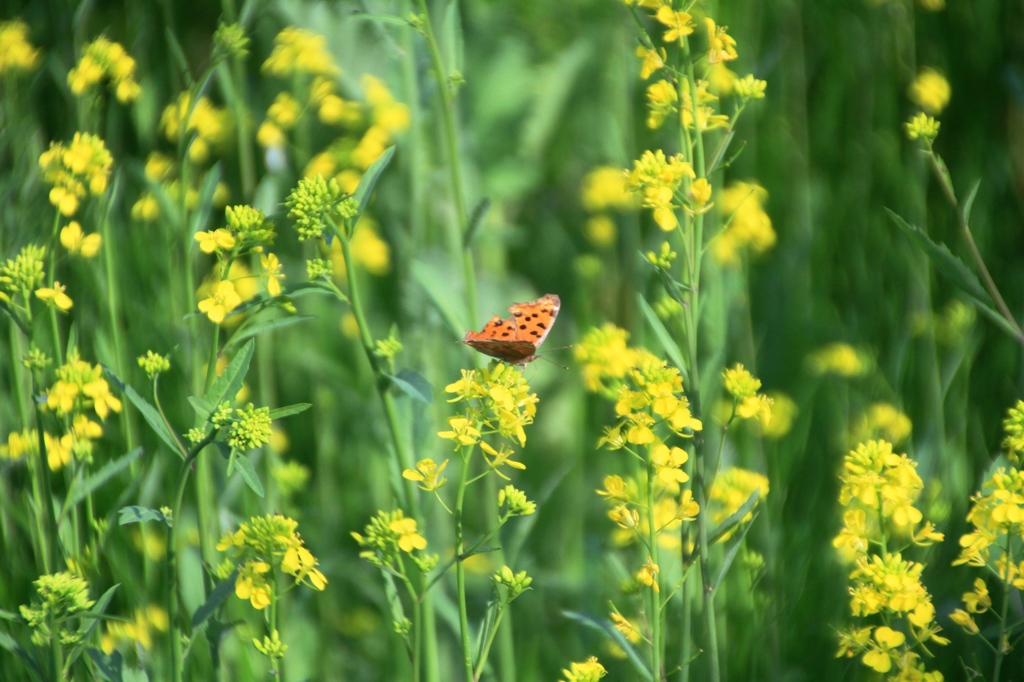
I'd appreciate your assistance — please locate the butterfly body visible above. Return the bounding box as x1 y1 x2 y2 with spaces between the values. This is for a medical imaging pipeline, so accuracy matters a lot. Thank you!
462 294 561 366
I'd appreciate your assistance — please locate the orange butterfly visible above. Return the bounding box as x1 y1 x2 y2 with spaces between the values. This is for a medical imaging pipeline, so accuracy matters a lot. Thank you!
462 294 561 366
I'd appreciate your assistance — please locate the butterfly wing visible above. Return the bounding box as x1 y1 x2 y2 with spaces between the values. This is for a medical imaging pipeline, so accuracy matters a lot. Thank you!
462 294 561 365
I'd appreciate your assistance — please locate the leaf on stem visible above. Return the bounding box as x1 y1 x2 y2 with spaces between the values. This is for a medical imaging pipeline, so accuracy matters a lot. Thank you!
561 610 654 681
104 367 185 458
192 569 238 629
386 369 433 404
117 505 172 527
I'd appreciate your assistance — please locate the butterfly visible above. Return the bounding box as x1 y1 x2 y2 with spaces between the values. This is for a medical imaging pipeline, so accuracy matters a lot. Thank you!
462 294 561 366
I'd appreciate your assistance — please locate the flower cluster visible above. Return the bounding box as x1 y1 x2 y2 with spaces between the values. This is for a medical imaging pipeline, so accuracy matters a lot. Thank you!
834 440 947 677
0 244 46 306
351 509 437 575
624 149 695 231
0 19 41 75
39 132 113 216
60 221 101 259
227 403 273 452
160 93 232 165
217 514 326 611
67 36 140 103
137 351 170 380
441 364 539 454
19 572 95 646
722 363 773 426
905 67 948 143
711 181 776 266
285 174 356 241
261 27 339 79
947 404 1024 666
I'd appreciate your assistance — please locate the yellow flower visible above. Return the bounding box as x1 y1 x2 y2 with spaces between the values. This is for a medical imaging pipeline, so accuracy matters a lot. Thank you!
705 18 738 64
0 20 42 75
761 391 797 438
389 517 427 553
36 282 73 311
39 132 113 216
734 75 767 100
198 280 242 324
862 626 904 673
655 6 693 43
560 656 607 682
194 228 236 254
60 221 101 258
267 91 300 129
909 68 950 115
584 215 617 249
636 556 660 592
402 458 449 492
260 253 284 296
438 416 481 447
949 609 979 635
235 560 272 610
635 46 667 80
651 443 689 485
67 37 139 103
261 27 340 78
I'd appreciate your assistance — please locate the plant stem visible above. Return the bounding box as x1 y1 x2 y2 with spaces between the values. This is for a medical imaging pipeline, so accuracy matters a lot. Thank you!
46 210 64 367
926 151 1024 342
647 455 662 680
455 448 474 682
992 534 1014 682
413 0 478 325
337 234 439 680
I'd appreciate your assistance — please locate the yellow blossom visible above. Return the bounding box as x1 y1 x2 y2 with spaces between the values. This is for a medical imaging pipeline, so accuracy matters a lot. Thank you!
0 20 41 75
36 282 73 311
194 228 236 254
705 18 738 64
655 6 693 43
909 68 950 115
260 253 284 296
635 46 667 80
59 221 102 258
389 517 427 553
198 280 242 324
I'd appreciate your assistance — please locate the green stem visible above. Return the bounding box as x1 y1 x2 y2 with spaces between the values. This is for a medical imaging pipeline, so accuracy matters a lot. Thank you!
455 448 474 682
473 606 506 681
992 532 1014 682
925 150 1024 343
46 210 64 367
647 454 662 680
337 234 438 679
32 388 60 575
413 0 478 325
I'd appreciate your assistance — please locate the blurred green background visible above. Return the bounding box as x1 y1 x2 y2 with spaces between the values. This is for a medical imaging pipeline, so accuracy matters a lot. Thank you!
2 0 1024 679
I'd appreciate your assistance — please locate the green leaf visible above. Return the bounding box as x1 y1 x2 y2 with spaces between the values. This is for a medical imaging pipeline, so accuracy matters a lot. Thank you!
233 453 264 498
637 293 689 383
0 608 21 622
118 505 172 526
88 648 124 682
67 584 119 668
188 396 213 422
104 368 185 458
224 315 314 350
192 569 238 629
712 513 758 600
225 282 340 318
387 369 433 404
123 667 149 682
0 630 44 681
707 488 761 546
962 179 981 224
61 448 143 523
353 145 396 224
197 339 254 428
561 610 654 681
267 403 312 420
886 209 1020 340
348 11 413 27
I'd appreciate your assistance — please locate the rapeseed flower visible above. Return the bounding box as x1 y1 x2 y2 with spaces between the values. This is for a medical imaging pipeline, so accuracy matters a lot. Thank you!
39 132 113 216
160 93 232 164
262 27 339 78
560 656 607 682
581 166 634 212
67 36 140 103
807 342 872 377
0 20 41 75
59 221 101 258
909 68 950 115
905 113 940 141
19 572 94 646
625 149 695 230
35 282 72 311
